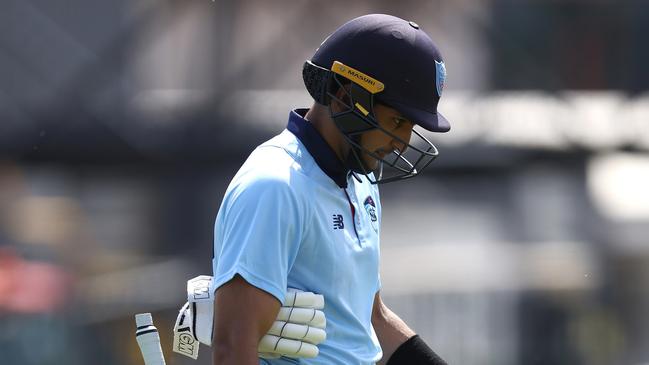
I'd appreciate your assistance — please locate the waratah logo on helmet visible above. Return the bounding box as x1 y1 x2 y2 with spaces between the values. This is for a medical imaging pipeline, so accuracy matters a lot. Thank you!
435 60 446 97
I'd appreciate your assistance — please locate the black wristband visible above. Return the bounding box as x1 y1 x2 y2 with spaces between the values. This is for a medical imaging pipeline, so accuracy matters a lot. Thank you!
386 335 448 365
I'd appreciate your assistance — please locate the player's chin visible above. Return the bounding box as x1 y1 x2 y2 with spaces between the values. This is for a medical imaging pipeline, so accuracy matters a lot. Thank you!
357 151 383 173
364 157 381 172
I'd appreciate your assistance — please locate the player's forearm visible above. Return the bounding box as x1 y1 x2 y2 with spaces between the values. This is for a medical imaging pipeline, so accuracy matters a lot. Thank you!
212 339 259 365
212 275 281 364
211 306 273 365
372 299 447 365
372 301 416 364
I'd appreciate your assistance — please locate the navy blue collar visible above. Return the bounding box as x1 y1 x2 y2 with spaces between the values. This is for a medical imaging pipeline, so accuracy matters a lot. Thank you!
287 109 349 188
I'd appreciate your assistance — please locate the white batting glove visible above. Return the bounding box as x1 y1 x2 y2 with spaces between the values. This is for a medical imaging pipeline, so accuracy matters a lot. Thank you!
172 275 326 360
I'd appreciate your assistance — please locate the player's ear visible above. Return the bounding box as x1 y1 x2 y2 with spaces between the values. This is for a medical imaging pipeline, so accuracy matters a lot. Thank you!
330 83 352 113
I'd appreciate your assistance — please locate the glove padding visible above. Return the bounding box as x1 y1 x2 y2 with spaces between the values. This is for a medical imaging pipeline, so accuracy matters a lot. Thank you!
172 275 326 360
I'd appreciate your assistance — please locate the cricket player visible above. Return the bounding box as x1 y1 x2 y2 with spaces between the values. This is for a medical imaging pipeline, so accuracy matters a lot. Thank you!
211 14 450 364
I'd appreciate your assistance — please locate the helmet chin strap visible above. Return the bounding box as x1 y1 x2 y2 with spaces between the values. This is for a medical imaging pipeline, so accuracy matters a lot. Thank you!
327 86 378 177
344 141 371 174
338 124 375 176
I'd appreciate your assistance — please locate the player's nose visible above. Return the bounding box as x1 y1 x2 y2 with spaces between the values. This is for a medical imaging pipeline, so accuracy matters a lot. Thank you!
390 136 409 154
395 143 407 155
391 126 413 154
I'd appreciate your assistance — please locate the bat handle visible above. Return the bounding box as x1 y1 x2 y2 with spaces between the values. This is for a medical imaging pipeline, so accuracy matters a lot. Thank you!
135 313 167 365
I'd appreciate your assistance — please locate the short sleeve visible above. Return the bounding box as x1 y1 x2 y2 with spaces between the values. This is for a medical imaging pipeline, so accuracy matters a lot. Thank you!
212 176 304 304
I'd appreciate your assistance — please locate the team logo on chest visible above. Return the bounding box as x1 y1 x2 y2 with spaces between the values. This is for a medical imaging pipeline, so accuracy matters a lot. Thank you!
363 196 378 232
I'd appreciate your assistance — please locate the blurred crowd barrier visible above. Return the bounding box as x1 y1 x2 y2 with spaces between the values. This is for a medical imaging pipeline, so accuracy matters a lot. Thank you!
2 0 649 364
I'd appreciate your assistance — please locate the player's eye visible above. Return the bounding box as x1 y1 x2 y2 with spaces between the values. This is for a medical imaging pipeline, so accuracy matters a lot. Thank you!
393 117 411 129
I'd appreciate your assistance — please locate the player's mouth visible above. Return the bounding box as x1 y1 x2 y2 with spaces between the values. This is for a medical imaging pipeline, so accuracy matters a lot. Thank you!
373 148 393 160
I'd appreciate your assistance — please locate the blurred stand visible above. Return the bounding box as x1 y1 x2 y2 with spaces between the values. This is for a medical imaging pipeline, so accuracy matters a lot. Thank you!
1 1 649 364
0 164 79 365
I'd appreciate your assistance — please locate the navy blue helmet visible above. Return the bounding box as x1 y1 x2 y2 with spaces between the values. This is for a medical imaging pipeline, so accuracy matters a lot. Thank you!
303 14 450 183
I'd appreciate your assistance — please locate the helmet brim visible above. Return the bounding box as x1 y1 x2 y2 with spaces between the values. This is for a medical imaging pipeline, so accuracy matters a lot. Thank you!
384 100 451 133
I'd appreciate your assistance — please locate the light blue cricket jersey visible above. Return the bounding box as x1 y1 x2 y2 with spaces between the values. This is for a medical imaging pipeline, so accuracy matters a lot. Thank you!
212 109 383 364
